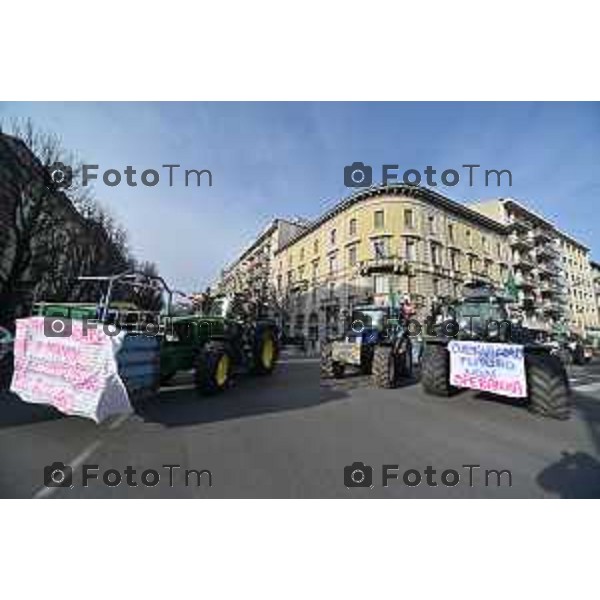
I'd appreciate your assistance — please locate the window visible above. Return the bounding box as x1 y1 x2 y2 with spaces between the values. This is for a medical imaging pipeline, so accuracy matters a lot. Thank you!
449 249 459 271
405 238 416 261
428 215 436 234
298 265 304 280
374 210 384 229
430 243 441 266
313 239 319 254
349 218 357 236
276 274 282 291
330 229 336 246
433 278 440 296
348 245 357 266
466 229 472 247
299 247 305 261
374 275 390 295
482 235 488 251
404 209 414 229
373 239 387 260
447 223 454 243
311 261 318 281
329 256 336 275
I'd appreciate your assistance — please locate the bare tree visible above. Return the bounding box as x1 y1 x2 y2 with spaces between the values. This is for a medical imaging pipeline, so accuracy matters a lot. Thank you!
0 120 136 323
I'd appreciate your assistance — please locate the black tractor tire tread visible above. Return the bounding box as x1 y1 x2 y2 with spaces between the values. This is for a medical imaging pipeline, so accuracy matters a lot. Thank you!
321 342 345 379
421 344 453 396
526 352 571 420
372 345 396 388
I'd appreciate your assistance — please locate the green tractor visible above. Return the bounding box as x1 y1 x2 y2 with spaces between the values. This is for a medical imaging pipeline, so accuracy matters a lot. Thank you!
160 292 279 394
33 272 279 397
321 303 413 388
420 283 570 419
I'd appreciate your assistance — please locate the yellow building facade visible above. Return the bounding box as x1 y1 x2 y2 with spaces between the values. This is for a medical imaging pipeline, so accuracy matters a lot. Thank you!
272 185 509 342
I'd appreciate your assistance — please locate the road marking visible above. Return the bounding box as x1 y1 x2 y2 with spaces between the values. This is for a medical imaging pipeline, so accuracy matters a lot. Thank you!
33 412 130 499
160 383 195 393
33 439 103 499
278 358 320 364
572 382 600 393
108 412 130 430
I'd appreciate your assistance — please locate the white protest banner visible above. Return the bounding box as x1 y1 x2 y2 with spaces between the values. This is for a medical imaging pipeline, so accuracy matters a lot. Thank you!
448 340 527 398
9 317 132 423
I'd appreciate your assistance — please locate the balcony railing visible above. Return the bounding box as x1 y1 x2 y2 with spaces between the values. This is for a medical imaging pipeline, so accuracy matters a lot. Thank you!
533 227 554 243
535 244 560 260
509 232 534 249
507 219 532 232
514 253 535 269
358 256 411 276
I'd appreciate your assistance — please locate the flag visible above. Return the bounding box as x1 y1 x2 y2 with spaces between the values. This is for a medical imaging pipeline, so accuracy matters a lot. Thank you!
504 272 518 300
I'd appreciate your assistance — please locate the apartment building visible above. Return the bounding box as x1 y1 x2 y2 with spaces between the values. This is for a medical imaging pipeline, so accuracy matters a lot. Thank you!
592 261 600 330
559 236 599 334
215 218 308 300
471 198 598 334
272 185 509 342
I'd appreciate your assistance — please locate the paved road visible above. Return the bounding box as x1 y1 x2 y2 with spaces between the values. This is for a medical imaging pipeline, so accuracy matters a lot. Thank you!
1 356 599 498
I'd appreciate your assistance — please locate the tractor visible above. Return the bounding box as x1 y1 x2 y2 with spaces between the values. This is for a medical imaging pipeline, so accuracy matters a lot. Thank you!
160 292 279 394
32 271 279 398
420 283 571 419
320 302 413 388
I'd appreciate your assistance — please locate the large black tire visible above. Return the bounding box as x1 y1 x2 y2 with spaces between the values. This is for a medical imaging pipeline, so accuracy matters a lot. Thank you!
396 338 413 379
320 342 345 379
252 328 279 375
421 343 454 396
571 344 586 366
526 352 571 419
372 345 396 388
194 342 233 395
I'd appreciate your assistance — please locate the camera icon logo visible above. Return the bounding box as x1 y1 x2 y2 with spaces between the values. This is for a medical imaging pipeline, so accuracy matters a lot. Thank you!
344 461 373 488
344 162 372 188
43 317 72 338
44 462 73 488
46 161 73 190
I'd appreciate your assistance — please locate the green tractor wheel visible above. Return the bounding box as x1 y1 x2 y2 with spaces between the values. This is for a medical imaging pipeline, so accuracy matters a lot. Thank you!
194 342 233 395
252 329 279 375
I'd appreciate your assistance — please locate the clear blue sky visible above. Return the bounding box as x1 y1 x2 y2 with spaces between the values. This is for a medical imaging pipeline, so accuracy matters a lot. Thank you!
1 102 598 291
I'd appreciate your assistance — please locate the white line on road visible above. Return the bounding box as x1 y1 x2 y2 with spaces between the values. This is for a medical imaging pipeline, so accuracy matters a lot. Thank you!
33 413 130 498
572 382 600 394
278 358 320 364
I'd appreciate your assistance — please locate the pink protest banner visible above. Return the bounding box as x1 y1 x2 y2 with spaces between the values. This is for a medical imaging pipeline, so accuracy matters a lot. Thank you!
448 340 527 398
9 317 132 422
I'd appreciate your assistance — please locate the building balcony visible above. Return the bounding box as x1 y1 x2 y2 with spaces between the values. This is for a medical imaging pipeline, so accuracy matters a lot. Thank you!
535 244 560 260
509 232 534 250
358 256 410 276
537 261 560 276
514 254 536 270
533 228 554 243
515 274 536 289
542 302 564 316
507 218 532 233
289 278 309 293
